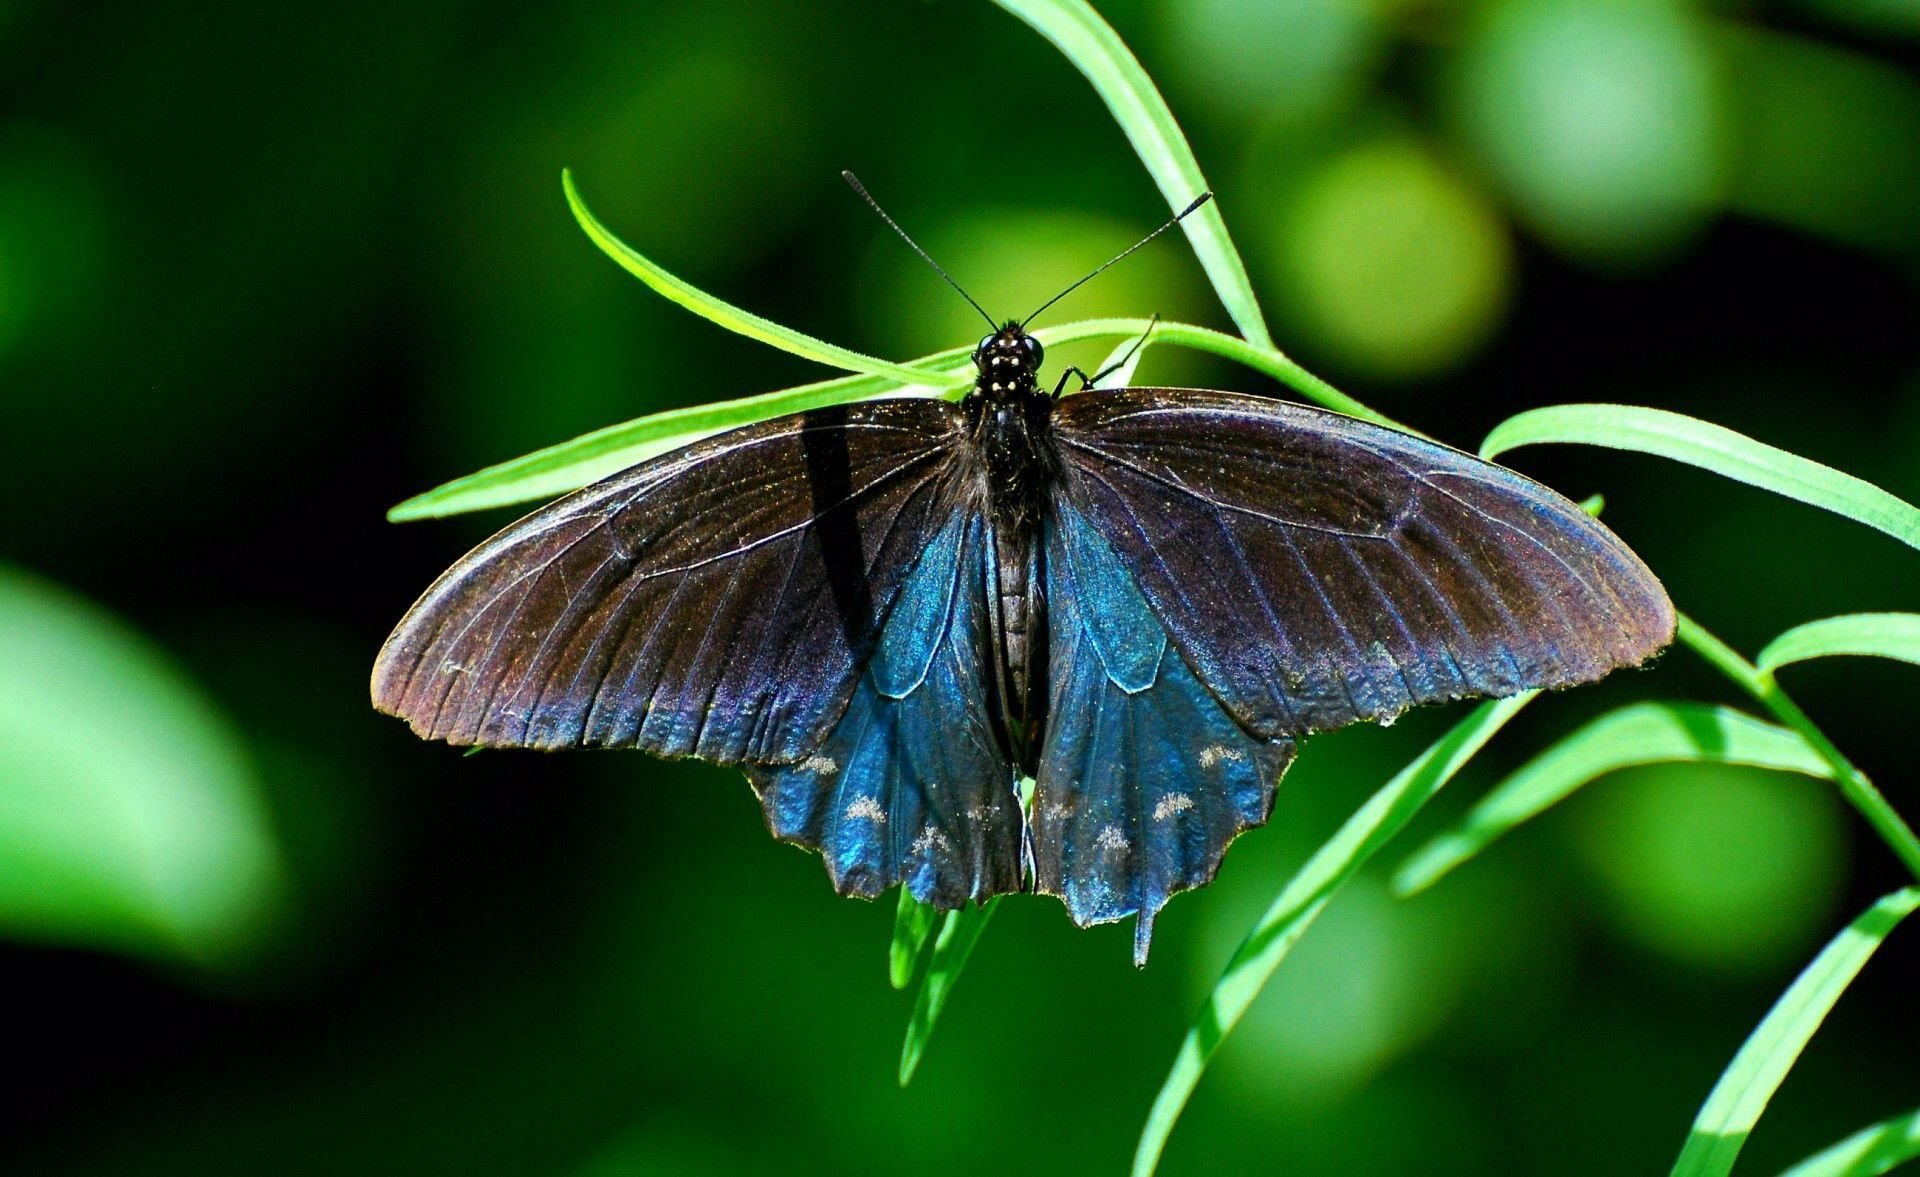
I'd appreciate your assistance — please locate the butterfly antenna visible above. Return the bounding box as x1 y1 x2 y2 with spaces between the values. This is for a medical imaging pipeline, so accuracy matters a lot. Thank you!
843 171 997 331
1022 192 1213 329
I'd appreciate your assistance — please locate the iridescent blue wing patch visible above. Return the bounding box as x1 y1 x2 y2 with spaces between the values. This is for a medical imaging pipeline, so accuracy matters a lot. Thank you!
745 514 1023 907
1032 501 1296 965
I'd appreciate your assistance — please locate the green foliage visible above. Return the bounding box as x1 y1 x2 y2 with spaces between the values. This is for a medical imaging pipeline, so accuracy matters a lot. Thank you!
387 314 1392 521
1758 612 1920 673
898 898 999 1086
1670 888 1920 1177
1779 1105 1920 1177
1132 695 1536 1176
889 890 938 990
988 0 1272 349
1392 702 1833 898
387 362 964 521
1677 616 1920 881
1481 404 1920 554
563 171 952 388
0 564 284 967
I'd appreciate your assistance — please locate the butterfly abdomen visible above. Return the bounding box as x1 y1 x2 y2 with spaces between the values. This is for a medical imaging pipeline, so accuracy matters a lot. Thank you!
985 514 1049 772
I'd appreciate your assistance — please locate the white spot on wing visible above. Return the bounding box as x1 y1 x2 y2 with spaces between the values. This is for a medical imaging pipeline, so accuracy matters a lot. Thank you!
1095 825 1130 852
1153 794 1194 821
802 755 839 775
911 825 954 855
1197 744 1244 769
844 796 886 823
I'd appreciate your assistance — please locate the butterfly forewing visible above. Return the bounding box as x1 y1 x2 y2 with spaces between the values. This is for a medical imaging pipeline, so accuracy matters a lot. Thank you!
1052 387 1675 741
372 399 971 764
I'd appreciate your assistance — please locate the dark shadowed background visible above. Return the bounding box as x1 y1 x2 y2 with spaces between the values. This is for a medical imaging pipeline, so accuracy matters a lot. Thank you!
3 1 1918 1173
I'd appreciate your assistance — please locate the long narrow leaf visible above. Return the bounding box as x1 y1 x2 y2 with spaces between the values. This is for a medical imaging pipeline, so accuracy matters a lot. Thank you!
387 364 960 521
1076 318 1393 425
1481 405 1920 554
1133 694 1536 1177
1758 613 1920 675
989 0 1272 348
1678 615 1920 886
890 890 940 990
1392 703 1832 898
1091 332 1151 390
899 898 1000 1086
1778 1105 1920 1177
563 170 954 388
1670 887 1920 1177
390 316 1401 520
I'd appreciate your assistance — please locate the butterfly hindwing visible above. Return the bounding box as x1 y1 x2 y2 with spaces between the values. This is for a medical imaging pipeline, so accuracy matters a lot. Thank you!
1053 388 1674 740
1033 500 1295 964
746 513 1024 907
371 400 967 763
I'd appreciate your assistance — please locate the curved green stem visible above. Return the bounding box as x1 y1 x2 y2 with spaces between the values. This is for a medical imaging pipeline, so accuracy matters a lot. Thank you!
1678 613 1920 881
1039 318 1405 432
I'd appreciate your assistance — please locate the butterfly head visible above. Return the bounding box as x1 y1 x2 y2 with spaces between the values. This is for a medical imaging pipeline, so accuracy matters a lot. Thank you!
973 322 1045 403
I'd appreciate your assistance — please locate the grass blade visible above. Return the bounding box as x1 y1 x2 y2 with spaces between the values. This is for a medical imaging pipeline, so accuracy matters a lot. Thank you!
1133 694 1536 1177
564 170 954 388
890 890 940 990
1072 318 1391 425
387 364 962 521
1778 1105 1920 1177
1758 613 1920 675
899 898 1000 1086
1670 887 1920 1177
989 0 1273 348
1480 405 1920 554
1678 615 1920 884
1091 332 1151 390
389 316 1397 520
0 565 285 966
1392 702 1832 898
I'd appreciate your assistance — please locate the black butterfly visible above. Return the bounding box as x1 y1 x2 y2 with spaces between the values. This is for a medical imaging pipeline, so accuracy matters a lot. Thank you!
373 181 1673 964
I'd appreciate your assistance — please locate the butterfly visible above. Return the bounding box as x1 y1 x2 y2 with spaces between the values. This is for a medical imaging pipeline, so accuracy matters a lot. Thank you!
372 179 1674 965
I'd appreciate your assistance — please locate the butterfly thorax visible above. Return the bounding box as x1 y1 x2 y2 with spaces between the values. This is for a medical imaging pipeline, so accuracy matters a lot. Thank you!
962 323 1061 532
962 323 1060 770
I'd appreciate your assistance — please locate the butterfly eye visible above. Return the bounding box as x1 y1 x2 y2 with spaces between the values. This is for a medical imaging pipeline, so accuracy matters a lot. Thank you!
1022 336 1045 367
976 333 998 361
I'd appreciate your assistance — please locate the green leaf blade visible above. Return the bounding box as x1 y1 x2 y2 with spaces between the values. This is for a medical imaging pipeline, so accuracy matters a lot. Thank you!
1392 702 1834 898
1670 887 1920 1177
1758 613 1920 675
890 890 940 990
1134 694 1536 1177
989 0 1273 348
386 365 961 521
1480 405 1920 554
1779 1105 1920 1177
388 317 1398 521
1677 614 1920 885
1090 331 1151 390
899 898 999 1086
563 170 958 388
0 564 285 967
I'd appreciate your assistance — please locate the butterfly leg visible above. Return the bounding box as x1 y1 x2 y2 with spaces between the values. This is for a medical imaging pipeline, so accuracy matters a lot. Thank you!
1050 367 1097 398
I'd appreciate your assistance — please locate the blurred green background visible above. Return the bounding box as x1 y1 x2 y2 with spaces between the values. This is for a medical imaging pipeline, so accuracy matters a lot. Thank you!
3 0 1918 1173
